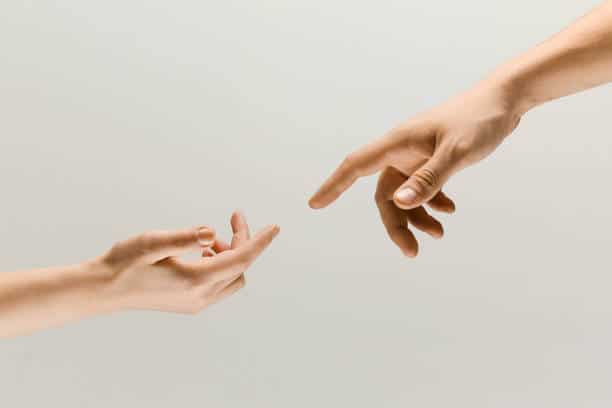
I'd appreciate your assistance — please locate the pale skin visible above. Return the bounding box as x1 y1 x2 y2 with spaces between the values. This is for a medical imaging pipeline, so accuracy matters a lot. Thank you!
310 2 612 257
0 212 279 338
2 4 612 339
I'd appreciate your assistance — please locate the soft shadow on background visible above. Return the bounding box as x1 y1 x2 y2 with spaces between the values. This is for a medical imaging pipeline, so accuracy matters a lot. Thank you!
1 1 611 406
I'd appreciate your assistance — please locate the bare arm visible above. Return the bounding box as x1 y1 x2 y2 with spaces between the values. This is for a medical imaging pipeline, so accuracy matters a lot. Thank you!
310 2 612 257
0 262 118 337
0 213 279 338
497 2 612 113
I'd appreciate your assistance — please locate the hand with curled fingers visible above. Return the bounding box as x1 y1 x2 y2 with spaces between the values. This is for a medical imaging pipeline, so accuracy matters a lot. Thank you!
101 212 279 314
309 84 521 257
308 2 612 257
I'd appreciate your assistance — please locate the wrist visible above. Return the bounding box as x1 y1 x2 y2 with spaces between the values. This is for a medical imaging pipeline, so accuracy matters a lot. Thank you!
461 75 527 130
77 258 127 314
482 60 548 116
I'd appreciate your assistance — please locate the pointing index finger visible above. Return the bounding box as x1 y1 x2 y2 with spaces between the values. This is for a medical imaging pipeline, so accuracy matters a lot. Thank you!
309 140 390 209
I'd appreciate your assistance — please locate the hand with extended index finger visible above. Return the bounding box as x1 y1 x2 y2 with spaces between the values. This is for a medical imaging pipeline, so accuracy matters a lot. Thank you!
100 212 279 314
309 84 522 256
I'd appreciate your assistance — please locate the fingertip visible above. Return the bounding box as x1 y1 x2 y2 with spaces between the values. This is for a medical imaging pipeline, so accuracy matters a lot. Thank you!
230 212 241 229
406 208 444 240
393 200 416 211
429 191 456 213
402 247 418 258
268 224 281 237
430 219 444 239
230 210 250 234
196 226 216 247
310 181 344 209
237 224 280 262
393 235 418 258
437 206 455 214
432 228 444 240
439 199 456 213
393 190 423 210
252 224 280 243
308 197 324 209
232 210 246 221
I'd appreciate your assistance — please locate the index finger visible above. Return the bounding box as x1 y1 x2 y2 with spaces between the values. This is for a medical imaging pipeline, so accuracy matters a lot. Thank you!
308 140 390 209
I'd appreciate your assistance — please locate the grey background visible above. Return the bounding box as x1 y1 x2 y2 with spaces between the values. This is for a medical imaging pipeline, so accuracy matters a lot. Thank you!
1 1 611 406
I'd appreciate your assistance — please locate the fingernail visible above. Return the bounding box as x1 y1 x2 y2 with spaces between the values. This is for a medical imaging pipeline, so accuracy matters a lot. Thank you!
395 188 417 205
269 224 281 236
196 227 215 247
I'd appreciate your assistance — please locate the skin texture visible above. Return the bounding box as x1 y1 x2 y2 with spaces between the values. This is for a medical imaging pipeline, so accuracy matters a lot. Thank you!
310 2 612 257
0 212 279 338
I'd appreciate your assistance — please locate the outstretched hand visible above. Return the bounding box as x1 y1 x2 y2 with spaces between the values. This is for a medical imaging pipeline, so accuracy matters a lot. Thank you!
309 84 521 256
101 212 279 313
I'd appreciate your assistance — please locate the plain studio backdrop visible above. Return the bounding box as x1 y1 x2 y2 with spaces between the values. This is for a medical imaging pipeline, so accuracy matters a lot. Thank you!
1 1 611 407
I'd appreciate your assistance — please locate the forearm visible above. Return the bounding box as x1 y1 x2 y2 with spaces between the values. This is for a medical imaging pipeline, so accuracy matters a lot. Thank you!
0 260 119 338
487 2 612 114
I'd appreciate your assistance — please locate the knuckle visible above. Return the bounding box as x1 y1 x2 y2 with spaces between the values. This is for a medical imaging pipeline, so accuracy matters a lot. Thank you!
443 135 480 168
386 127 403 139
453 137 472 156
105 240 127 261
414 167 438 189
343 153 357 166
374 186 389 205
177 229 198 246
449 138 474 162
341 153 360 174
138 231 163 250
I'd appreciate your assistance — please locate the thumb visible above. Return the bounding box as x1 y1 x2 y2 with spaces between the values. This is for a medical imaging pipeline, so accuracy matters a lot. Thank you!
393 151 454 210
139 226 216 263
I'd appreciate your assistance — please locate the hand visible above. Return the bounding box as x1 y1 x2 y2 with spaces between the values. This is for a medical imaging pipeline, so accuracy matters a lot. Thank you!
309 83 521 257
99 212 279 314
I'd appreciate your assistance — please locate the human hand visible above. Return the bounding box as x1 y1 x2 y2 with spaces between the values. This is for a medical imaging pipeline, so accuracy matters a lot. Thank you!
309 83 521 256
99 212 279 314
